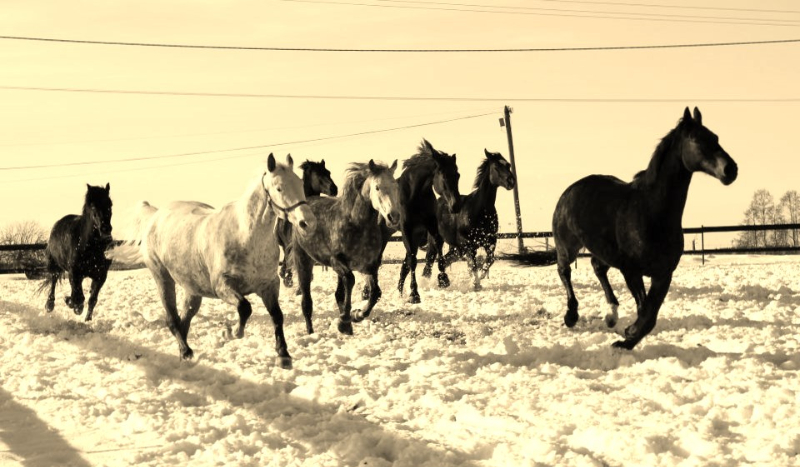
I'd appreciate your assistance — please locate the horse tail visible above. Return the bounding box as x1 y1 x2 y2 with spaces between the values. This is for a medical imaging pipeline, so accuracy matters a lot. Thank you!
105 201 158 267
503 250 558 267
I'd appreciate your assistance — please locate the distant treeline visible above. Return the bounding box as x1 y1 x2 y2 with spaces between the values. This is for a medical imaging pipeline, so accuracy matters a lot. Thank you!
735 190 800 248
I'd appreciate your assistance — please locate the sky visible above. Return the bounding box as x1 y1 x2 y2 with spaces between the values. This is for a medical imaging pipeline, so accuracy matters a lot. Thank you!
1 0 798 248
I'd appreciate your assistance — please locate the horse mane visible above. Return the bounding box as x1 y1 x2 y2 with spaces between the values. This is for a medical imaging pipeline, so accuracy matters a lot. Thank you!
403 140 438 172
340 161 392 207
633 116 692 188
474 151 504 189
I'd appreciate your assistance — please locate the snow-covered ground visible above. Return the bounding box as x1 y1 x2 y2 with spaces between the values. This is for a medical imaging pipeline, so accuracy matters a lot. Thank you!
1 254 799 467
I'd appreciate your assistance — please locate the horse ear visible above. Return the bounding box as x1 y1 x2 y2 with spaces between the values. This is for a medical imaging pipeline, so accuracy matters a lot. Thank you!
423 139 434 151
286 153 294 167
86 183 91 191
389 159 398 175
105 183 110 193
683 107 692 122
321 159 326 168
267 153 277 173
453 153 456 163
484 148 491 158
693 107 702 125
368 159 377 172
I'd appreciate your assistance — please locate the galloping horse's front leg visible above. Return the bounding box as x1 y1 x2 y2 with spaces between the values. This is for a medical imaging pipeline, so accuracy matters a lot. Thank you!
153 269 193 359
65 271 85 315
479 239 497 280
295 245 316 334
85 262 110 321
353 265 382 323
337 270 356 335
465 247 482 291
45 272 58 313
613 273 672 350
258 280 292 369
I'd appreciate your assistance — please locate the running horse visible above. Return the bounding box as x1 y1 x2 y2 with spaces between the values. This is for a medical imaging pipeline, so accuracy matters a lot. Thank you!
423 149 516 291
277 159 338 287
292 160 400 335
108 154 314 368
41 183 113 321
510 107 738 349
395 139 462 303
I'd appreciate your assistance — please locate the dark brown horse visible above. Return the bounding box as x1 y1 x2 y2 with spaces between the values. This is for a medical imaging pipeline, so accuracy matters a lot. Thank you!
41 183 113 321
423 149 515 291
292 160 400 336
395 140 462 303
510 107 738 349
277 159 338 287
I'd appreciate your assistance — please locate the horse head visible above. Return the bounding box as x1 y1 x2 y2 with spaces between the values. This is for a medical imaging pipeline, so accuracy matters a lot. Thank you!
678 107 738 186
301 159 338 197
485 149 516 191
84 183 113 240
263 153 317 234
364 159 401 229
429 142 462 214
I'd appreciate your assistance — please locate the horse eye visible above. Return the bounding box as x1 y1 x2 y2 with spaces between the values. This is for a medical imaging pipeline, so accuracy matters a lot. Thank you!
276 186 283 192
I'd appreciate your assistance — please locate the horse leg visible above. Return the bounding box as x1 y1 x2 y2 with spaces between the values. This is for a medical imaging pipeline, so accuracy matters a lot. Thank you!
406 247 422 304
179 294 203 341
465 248 482 291
557 251 579 328
295 246 315 334
85 265 109 321
335 275 346 312
217 276 253 339
258 281 292 369
44 270 59 313
479 240 497 280
435 239 451 288
421 234 436 278
613 273 672 350
152 269 193 359
354 266 382 322
591 256 620 328
336 270 356 335
281 243 294 288
622 270 646 311
397 255 410 296
65 272 85 315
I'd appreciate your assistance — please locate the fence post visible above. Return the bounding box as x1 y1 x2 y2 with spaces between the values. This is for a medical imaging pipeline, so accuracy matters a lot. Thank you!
502 105 525 254
701 225 705 265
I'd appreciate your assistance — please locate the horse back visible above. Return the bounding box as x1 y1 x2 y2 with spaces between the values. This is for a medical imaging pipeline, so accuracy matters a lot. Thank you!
45 214 82 270
554 174 682 272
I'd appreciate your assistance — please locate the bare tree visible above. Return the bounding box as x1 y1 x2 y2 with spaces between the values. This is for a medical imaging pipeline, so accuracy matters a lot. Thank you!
735 189 779 248
779 190 800 247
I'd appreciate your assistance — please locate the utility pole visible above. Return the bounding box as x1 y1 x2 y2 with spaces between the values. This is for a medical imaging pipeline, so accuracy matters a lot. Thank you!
501 105 525 254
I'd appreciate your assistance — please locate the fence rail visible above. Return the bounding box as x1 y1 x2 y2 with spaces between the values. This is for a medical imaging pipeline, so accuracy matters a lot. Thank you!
1 223 798 274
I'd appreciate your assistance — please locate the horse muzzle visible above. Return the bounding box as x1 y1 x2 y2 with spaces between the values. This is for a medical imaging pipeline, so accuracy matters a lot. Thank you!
385 210 401 229
720 160 738 186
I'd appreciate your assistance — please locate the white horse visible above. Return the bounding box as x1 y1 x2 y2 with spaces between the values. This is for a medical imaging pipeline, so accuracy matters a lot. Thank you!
110 154 315 368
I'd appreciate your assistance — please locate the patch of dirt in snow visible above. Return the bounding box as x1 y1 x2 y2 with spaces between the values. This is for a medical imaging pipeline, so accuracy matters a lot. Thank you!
0 256 799 466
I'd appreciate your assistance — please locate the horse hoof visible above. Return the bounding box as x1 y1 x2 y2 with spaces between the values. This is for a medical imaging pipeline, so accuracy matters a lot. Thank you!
473 284 483 292
352 310 366 323
235 327 245 339
564 312 579 328
604 315 617 328
276 356 293 370
437 273 450 288
422 267 432 278
338 320 354 335
407 294 421 304
611 340 635 350
283 277 293 288
181 348 194 360
45 300 54 313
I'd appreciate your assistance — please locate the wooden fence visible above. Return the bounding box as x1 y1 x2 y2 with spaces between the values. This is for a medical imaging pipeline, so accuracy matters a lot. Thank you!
1 223 798 275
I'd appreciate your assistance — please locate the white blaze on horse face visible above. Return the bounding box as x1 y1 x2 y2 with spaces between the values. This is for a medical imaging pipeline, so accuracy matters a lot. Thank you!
368 173 400 228
684 138 734 183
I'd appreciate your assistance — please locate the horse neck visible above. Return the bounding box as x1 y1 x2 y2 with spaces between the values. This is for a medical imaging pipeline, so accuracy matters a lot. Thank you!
78 205 97 248
343 190 379 225
639 145 693 225
401 167 433 201
468 172 499 217
303 175 321 197
236 179 273 238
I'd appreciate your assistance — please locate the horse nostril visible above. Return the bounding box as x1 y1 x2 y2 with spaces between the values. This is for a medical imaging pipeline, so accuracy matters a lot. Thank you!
725 163 738 181
299 220 308 230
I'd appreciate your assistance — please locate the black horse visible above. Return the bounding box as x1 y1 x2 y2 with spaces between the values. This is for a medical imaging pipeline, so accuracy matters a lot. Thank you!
423 149 516 291
510 107 738 349
277 159 338 287
393 139 462 303
292 160 401 335
41 183 113 321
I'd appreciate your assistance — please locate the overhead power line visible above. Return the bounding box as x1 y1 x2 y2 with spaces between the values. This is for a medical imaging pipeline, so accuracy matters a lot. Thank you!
0 111 495 172
1 35 800 52
280 0 800 27
2 85 799 103
534 0 800 15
